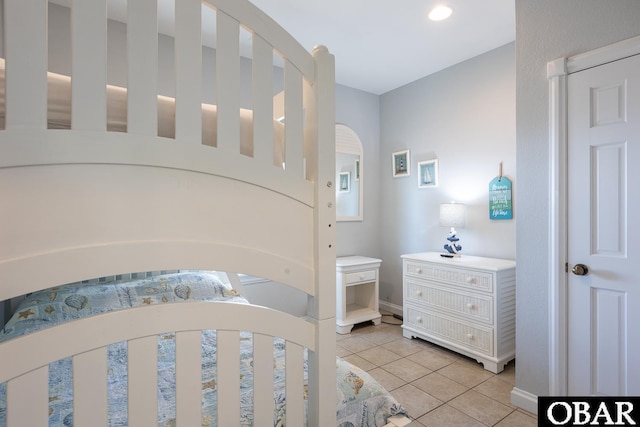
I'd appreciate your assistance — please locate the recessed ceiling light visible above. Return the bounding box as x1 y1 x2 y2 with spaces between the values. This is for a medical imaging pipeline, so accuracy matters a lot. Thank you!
428 5 453 21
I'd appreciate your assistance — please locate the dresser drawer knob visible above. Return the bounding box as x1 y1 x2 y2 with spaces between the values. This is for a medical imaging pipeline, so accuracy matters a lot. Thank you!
466 333 474 340
465 276 474 284
416 316 423 323
416 290 423 297
359 274 365 280
466 303 474 310
416 268 423 274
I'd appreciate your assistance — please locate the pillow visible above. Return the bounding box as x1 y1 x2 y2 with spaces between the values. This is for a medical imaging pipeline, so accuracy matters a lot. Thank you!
124 272 245 306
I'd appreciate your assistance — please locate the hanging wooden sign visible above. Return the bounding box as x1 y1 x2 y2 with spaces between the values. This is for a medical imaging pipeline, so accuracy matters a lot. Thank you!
489 163 513 220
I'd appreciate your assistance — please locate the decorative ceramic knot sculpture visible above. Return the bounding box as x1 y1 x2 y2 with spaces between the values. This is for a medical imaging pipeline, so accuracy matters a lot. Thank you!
444 229 462 256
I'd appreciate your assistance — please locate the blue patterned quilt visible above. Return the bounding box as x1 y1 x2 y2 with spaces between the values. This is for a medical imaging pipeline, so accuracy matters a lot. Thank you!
0 272 407 426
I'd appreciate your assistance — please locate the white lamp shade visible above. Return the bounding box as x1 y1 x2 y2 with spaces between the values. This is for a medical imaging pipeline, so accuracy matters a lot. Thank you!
440 203 466 228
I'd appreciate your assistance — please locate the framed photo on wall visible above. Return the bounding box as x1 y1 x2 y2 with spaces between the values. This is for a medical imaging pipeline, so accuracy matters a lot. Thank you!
392 150 410 178
418 159 439 188
338 171 350 192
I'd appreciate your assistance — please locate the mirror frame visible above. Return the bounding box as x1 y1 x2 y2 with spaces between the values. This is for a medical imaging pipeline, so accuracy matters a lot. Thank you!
336 124 364 222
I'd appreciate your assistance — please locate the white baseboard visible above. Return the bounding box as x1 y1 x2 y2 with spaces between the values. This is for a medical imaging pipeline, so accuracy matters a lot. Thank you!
379 301 403 317
510 387 538 415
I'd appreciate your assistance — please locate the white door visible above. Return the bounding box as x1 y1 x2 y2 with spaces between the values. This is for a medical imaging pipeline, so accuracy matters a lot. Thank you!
567 53 640 395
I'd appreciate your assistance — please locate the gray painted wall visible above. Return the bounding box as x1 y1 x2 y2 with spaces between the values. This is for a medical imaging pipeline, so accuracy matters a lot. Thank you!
335 85 381 259
378 44 516 308
515 0 640 399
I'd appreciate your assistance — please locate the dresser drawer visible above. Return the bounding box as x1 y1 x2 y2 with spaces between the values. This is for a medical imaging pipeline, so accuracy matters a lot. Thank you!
345 269 377 285
404 261 493 293
405 305 493 356
405 279 493 324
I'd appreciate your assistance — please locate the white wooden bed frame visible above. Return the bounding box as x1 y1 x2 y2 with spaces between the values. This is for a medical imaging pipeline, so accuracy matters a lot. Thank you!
0 0 337 425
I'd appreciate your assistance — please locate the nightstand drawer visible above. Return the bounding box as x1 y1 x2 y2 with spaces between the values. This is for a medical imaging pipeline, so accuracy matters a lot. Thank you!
345 269 377 285
405 305 493 356
406 279 493 324
405 261 493 293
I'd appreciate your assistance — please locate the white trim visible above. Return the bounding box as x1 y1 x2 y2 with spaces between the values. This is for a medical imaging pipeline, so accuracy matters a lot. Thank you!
547 65 569 397
546 57 567 79
567 35 640 75
510 387 538 415
547 34 640 396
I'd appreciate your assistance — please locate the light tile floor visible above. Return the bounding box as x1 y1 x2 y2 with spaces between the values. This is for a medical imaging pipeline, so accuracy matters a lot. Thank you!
337 316 537 427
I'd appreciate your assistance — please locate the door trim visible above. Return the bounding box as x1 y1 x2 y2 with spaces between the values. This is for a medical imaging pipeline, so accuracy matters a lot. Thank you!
547 35 640 396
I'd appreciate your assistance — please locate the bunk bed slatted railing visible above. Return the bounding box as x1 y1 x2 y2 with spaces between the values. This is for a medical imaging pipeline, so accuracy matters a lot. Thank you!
216 10 242 153
4 0 48 130
126 0 159 136
0 302 314 427
71 0 108 132
74 346 109 426
0 0 334 300
252 34 276 164
0 0 337 425
175 0 203 143
2 0 313 173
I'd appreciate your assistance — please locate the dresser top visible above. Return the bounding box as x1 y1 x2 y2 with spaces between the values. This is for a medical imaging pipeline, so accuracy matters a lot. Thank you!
401 252 515 271
336 256 382 268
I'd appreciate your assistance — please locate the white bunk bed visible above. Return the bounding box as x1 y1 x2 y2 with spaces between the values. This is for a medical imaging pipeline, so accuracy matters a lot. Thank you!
0 0 409 426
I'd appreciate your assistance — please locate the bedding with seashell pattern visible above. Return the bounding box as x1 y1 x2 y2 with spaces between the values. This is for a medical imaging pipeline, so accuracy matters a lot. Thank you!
0 272 407 426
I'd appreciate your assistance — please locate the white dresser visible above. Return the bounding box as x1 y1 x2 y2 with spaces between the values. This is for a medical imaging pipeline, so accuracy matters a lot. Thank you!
401 252 516 373
336 256 382 334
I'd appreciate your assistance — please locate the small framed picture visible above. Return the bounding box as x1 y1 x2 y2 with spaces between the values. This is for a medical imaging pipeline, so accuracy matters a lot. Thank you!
392 150 410 178
418 159 439 188
338 171 350 192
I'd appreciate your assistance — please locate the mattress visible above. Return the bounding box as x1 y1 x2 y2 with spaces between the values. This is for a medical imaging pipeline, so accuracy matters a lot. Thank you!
0 272 407 426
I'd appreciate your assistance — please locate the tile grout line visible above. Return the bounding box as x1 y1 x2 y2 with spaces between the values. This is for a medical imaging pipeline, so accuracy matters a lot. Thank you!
337 322 534 426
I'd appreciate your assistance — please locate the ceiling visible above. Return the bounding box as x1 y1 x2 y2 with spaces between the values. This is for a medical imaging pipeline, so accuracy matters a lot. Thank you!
248 0 516 95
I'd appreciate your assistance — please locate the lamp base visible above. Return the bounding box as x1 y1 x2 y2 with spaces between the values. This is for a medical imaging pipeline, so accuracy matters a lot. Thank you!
444 230 462 257
440 253 460 258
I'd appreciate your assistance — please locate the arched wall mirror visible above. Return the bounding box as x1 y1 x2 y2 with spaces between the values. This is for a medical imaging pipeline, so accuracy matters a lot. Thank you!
336 124 363 221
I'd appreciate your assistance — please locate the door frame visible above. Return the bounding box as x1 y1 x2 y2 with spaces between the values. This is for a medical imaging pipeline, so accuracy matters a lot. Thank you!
547 35 640 396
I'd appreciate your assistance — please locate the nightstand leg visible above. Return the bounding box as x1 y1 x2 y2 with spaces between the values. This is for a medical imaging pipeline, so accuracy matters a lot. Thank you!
336 324 354 334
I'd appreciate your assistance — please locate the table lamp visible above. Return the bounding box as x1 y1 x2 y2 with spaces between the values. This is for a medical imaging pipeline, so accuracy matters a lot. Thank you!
440 202 466 257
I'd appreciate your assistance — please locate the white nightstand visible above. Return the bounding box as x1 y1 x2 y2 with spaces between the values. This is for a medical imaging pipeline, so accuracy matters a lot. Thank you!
336 256 382 334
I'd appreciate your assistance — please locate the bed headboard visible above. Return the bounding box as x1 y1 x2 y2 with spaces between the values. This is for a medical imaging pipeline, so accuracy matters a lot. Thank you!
0 0 336 320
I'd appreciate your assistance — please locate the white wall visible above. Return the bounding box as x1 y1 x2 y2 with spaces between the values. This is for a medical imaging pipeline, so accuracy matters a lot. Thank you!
515 0 640 402
378 44 516 309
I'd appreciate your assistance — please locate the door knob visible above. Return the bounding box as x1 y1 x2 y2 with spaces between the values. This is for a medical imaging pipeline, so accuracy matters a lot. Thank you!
572 264 589 276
